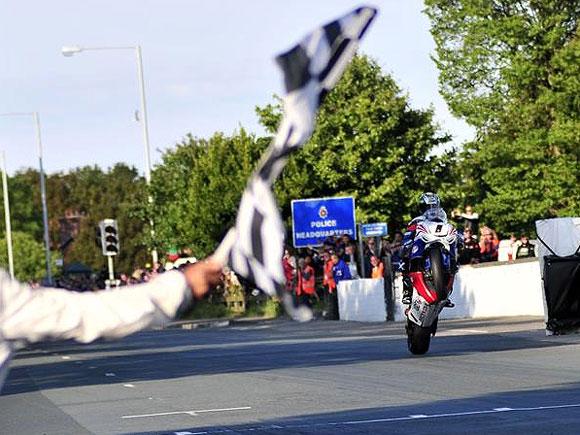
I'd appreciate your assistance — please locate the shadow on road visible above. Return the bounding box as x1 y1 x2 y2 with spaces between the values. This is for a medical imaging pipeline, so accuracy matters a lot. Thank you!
131 382 580 435
2 320 567 396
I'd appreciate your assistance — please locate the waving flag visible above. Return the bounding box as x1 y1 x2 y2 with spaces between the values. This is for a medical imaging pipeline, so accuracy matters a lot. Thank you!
215 6 377 320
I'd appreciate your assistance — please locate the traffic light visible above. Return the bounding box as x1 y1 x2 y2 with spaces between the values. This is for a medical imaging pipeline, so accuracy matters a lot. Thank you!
99 219 120 256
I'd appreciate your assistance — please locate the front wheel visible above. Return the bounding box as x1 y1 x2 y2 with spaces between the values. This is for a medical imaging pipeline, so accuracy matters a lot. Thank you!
429 246 448 300
406 320 431 355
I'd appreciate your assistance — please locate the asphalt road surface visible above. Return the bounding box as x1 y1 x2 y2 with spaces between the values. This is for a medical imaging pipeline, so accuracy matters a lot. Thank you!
2 316 580 434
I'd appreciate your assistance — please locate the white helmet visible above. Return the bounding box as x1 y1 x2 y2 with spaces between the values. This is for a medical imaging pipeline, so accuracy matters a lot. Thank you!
419 192 440 214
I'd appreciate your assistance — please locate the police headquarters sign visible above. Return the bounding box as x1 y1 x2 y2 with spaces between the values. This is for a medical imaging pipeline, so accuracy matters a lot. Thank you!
291 196 356 247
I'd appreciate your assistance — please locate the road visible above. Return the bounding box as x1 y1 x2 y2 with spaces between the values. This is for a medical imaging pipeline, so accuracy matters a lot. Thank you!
2 316 580 434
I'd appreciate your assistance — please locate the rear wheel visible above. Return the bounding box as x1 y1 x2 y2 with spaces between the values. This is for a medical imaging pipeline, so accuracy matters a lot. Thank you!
406 320 431 355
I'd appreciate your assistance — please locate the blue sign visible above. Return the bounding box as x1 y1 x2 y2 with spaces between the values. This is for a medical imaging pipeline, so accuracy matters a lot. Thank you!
361 222 388 237
291 196 356 247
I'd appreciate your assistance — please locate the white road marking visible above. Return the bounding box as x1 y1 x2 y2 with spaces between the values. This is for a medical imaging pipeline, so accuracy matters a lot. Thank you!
122 406 252 419
123 384 135 388
453 329 489 334
439 328 490 336
61 356 71 360
170 403 580 433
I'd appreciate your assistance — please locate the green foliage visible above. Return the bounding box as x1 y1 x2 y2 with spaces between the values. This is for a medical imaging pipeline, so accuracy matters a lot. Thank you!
183 299 229 320
258 55 456 229
0 231 54 282
425 0 580 234
0 164 149 275
244 298 282 318
149 130 268 257
1 170 44 239
150 55 456 260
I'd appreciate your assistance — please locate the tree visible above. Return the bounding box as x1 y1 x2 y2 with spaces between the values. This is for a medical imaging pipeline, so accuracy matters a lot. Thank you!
150 56 455 258
0 169 44 240
425 0 580 234
54 164 149 273
0 231 53 282
257 55 456 230
150 130 268 258
0 164 150 275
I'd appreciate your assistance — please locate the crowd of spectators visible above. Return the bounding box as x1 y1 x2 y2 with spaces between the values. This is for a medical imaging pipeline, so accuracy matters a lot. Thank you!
52 205 537 311
452 206 536 265
282 234 390 319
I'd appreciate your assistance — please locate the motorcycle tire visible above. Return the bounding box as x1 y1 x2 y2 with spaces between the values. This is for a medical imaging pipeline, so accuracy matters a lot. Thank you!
407 320 431 355
429 247 447 296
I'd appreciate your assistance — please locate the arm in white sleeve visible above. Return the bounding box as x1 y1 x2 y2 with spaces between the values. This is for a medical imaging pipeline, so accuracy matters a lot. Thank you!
0 270 191 344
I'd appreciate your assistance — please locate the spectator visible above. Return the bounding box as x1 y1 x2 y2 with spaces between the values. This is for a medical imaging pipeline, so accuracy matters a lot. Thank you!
508 233 518 261
363 238 379 277
386 231 404 272
296 256 318 307
282 248 297 295
370 255 384 279
515 234 536 259
479 226 499 262
322 250 338 320
336 234 351 259
452 205 480 235
366 238 379 257
458 227 481 265
331 252 352 284
344 243 360 279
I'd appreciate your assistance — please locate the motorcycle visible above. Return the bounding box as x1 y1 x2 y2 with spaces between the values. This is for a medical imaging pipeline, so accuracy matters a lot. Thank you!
405 212 458 355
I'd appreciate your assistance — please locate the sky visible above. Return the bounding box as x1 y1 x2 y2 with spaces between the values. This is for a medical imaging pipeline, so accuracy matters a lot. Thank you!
0 0 474 176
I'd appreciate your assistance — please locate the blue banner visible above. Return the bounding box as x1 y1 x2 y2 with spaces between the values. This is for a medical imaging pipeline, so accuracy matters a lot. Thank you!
361 222 388 237
291 196 356 247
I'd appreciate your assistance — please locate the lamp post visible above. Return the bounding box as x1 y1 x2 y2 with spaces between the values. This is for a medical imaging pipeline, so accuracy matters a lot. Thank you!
62 45 158 264
0 112 52 284
0 151 14 279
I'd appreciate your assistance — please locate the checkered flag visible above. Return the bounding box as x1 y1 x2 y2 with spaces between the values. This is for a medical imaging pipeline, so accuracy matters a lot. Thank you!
214 6 377 320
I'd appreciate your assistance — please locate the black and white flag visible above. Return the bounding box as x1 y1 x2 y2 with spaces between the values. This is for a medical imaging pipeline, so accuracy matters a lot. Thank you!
215 6 377 320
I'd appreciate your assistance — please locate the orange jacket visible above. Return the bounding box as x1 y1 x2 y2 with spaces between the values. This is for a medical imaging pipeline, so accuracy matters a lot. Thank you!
296 265 316 296
323 260 336 293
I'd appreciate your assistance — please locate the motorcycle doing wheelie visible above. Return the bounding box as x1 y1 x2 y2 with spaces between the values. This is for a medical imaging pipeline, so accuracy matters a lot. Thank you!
405 212 458 355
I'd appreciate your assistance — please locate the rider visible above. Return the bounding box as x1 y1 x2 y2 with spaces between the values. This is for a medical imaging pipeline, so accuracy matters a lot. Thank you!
400 192 455 306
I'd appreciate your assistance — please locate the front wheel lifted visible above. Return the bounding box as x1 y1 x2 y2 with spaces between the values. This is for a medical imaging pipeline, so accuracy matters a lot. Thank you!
406 320 432 355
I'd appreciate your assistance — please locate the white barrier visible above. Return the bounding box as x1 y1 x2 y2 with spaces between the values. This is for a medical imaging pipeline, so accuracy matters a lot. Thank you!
393 259 544 321
338 278 386 322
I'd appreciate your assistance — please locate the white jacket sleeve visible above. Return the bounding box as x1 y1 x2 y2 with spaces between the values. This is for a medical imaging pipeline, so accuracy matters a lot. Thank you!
0 270 191 344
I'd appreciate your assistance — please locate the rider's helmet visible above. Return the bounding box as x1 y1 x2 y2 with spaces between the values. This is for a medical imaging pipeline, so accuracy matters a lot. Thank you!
418 192 440 215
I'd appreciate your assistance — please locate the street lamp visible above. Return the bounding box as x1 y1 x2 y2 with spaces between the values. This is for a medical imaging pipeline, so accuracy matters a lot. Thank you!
0 112 53 284
0 151 14 279
62 44 158 264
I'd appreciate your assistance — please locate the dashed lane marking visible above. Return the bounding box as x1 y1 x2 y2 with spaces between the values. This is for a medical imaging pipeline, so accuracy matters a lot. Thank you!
122 406 252 419
162 403 580 433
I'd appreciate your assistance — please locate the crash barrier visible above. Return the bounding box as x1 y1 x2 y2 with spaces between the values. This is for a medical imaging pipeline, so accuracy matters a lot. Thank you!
337 258 548 323
536 217 580 335
391 258 544 321
338 278 387 322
